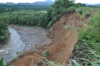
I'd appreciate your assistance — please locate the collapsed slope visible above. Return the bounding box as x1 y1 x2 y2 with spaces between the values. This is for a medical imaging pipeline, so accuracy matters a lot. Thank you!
9 12 89 66
47 12 88 65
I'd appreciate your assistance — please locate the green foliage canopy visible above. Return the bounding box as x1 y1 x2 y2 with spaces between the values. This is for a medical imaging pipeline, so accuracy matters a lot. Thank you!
0 22 8 41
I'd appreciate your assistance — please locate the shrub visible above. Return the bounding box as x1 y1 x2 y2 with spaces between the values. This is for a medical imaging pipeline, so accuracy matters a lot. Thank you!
0 22 8 41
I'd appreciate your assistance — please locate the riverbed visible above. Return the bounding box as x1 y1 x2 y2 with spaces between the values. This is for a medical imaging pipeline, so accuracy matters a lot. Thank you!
0 25 52 64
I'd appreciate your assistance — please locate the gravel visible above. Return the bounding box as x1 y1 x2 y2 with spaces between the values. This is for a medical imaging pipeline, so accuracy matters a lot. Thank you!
13 25 52 51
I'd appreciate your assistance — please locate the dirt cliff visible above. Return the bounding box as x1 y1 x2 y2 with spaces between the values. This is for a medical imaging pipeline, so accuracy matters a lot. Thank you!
47 12 88 65
9 12 89 66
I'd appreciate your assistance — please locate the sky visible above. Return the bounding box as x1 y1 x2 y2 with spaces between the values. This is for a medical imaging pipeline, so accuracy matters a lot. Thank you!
0 0 100 4
75 0 100 4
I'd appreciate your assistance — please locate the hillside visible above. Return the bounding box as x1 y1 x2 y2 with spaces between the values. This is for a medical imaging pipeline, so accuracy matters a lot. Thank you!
7 11 89 66
0 0 54 9
5 7 100 66
0 0 100 66
85 3 100 6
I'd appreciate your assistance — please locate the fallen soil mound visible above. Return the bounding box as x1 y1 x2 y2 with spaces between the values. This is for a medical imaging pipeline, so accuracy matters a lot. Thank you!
8 12 89 66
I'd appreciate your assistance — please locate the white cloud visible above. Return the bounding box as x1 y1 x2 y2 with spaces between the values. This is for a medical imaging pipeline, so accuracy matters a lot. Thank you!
75 0 100 4
0 0 46 3
52 0 100 4
0 0 100 4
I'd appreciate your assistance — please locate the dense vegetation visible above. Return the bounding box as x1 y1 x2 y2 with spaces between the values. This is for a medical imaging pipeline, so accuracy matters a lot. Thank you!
0 0 86 29
0 4 51 42
46 0 86 27
0 5 51 11
1 11 48 28
0 6 50 13
73 7 100 66
0 16 8 41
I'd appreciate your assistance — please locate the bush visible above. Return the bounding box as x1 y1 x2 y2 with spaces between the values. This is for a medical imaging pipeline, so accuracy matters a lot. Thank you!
0 22 8 41
73 8 100 66
4 10 48 28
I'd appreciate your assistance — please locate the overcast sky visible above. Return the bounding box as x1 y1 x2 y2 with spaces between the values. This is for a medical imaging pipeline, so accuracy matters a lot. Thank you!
0 0 100 4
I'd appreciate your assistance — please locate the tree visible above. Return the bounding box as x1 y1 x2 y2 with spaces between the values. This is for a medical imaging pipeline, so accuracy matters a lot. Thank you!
0 8 6 13
0 22 8 41
77 3 86 7
47 0 75 22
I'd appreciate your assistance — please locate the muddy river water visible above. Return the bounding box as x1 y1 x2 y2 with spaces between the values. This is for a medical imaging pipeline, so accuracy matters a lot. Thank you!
0 26 52 64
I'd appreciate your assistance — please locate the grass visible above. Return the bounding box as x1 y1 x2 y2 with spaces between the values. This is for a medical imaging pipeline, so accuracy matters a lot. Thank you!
39 11 47 13
42 50 48 57
72 7 100 66
37 59 61 66
62 7 100 66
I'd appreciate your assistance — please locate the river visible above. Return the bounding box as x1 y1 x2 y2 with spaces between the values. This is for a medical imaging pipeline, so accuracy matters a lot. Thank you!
0 26 25 64
0 26 52 64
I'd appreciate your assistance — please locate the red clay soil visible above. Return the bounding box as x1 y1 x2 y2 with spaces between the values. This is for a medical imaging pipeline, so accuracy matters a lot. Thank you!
10 12 89 66
12 53 45 66
47 12 88 65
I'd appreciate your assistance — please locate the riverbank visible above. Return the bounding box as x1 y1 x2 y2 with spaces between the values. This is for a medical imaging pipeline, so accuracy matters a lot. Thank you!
0 32 10 48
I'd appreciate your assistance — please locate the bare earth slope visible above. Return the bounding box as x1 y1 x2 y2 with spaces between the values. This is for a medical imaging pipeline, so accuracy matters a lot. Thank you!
47 12 86 65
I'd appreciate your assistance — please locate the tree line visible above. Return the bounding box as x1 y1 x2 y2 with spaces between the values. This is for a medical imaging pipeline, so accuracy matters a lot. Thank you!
0 0 86 41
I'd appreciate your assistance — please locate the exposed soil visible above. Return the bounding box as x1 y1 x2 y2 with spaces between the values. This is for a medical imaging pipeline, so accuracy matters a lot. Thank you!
47 12 89 65
8 12 89 66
